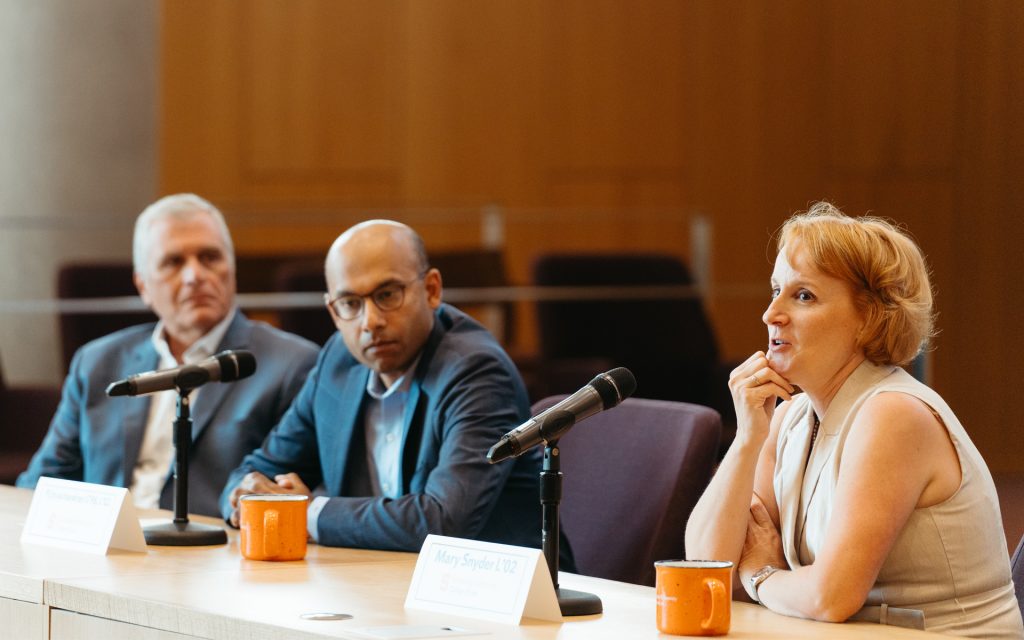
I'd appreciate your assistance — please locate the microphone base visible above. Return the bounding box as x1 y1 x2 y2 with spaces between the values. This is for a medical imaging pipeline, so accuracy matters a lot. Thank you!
144 520 228 546
556 588 602 616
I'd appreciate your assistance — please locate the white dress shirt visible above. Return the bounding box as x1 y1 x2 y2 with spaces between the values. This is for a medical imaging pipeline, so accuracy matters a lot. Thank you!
130 310 235 509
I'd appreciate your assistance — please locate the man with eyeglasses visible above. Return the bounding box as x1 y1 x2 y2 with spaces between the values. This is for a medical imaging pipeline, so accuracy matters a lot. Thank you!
221 220 561 557
17 194 319 517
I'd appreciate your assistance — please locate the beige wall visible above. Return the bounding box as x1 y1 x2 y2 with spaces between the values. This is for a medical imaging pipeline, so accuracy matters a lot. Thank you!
159 1 1024 472
0 0 158 384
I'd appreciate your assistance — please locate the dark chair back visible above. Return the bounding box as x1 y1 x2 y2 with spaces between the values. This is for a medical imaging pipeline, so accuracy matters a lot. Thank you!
1013 533 1024 621
430 248 515 345
57 262 155 371
532 253 720 407
532 395 721 586
273 258 337 346
273 248 516 347
235 254 317 297
58 256 333 354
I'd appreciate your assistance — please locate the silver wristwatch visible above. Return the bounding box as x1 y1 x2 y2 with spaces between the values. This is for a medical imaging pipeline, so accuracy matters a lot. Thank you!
749 565 781 603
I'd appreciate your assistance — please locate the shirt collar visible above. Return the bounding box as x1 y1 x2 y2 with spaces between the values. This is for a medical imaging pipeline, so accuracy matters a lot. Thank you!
150 307 237 366
365 355 420 400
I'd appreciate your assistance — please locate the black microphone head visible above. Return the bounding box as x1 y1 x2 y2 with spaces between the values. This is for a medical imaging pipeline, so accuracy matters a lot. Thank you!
589 367 637 409
214 350 257 382
106 380 131 397
487 437 517 464
607 366 637 399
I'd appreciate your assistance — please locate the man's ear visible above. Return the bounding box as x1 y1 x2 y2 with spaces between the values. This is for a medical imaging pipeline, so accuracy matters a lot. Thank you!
424 267 442 309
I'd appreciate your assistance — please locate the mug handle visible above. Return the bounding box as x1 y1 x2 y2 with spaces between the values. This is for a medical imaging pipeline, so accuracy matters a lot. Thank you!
264 509 279 559
701 577 728 631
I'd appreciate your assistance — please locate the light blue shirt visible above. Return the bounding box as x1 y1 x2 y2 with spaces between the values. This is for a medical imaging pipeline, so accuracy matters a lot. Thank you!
307 359 418 541
361 367 415 499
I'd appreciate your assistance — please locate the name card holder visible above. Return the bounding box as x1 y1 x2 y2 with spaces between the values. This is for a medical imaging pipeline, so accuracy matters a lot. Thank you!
21 477 147 555
405 535 561 625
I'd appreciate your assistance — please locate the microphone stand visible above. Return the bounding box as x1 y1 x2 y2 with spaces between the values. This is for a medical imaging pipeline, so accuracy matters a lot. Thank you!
541 416 602 616
142 388 227 546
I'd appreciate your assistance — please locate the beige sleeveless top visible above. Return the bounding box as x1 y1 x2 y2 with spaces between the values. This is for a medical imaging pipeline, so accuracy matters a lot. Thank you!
774 360 1024 637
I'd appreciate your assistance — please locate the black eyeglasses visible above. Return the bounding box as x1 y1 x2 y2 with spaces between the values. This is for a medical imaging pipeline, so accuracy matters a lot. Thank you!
324 275 424 321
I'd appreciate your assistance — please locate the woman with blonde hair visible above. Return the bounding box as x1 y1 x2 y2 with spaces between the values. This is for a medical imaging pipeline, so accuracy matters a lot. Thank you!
686 202 1023 637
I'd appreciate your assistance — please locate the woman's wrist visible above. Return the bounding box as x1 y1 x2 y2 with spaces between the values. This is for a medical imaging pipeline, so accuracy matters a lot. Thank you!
748 565 783 603
732 428 769 454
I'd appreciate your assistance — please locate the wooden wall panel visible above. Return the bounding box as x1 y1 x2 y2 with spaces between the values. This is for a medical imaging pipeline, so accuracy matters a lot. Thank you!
674 2 833 356
161 0 409 208
241 1 404 181
944 0 1024 472
539 1 687 171
160 0 1024 471
403 1 547 205
824 1 958 175
160 0 242 205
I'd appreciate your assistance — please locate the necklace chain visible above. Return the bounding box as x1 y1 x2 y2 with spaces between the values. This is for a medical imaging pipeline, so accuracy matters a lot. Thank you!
805 414 821 467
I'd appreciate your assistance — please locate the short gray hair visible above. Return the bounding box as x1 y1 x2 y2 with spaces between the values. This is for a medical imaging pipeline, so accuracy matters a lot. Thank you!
132 194 235 276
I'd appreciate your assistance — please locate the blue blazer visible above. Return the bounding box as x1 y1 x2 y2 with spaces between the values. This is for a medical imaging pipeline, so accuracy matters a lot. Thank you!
17 311 319 517
222 304 551 554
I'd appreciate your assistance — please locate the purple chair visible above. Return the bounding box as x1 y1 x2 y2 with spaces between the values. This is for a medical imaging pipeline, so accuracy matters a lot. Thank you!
531 395 721 586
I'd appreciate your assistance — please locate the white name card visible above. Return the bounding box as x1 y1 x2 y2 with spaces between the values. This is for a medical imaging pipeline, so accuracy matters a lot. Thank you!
405 535 561 625
21 477 147 555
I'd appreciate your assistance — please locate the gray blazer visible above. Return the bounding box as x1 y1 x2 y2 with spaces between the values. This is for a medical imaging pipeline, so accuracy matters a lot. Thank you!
17 311 319 517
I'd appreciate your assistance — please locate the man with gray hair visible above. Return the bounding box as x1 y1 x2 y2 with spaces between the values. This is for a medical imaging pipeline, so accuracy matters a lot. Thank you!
17 194 318 517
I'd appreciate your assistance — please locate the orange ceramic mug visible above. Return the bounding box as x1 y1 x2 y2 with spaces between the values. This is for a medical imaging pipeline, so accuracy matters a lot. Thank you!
239 494 308 561
654 559 732 636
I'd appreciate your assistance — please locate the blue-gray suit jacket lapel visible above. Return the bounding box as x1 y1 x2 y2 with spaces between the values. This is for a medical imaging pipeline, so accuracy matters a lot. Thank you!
321 362 427 496
324 365 370 496
120 311 251 487
190 312 253 444
396 378 424 493
396 319 445 492
322 314 443 497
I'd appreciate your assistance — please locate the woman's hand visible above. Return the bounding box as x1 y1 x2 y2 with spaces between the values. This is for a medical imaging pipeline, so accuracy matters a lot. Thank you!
729 351 795 444
685 355 789 572
738 495 787 600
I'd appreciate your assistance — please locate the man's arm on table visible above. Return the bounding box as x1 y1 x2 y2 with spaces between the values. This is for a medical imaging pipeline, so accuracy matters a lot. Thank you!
221 345 529 551
314 352 527 550
220 353 327 520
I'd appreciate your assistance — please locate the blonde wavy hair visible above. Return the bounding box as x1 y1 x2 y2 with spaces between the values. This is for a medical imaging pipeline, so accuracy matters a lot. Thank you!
776 202 936 366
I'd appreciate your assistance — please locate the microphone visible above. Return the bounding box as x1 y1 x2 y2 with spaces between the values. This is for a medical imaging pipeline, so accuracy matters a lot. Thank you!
106 350 257 397
487 367 636 463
